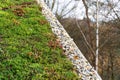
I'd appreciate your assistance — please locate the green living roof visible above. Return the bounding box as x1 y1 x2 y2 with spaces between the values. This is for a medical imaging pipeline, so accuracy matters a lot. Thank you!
0 0 79 79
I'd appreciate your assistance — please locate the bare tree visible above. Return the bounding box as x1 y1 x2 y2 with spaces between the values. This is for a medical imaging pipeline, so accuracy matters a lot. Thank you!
96 0 99 72
43 0 120 79
61 0 120 80
44 0 76 19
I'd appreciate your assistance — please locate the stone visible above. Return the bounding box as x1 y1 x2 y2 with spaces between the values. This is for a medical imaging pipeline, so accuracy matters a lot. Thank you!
36 0 102 80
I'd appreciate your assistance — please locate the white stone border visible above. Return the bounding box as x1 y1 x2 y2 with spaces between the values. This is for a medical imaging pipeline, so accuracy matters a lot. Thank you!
36 0 102 80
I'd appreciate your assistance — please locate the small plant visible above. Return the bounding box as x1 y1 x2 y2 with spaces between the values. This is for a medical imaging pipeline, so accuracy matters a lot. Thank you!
48 39 62 50
13 8 25 16
39 20 48 25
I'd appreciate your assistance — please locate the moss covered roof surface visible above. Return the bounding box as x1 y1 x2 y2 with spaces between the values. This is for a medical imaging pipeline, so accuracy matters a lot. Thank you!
0 0 79 79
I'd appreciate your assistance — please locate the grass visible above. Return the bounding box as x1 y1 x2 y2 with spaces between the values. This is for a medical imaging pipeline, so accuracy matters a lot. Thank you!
0 0 79 80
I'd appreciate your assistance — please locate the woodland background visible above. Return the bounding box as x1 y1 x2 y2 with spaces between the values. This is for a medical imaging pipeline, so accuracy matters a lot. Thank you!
44 0 120 80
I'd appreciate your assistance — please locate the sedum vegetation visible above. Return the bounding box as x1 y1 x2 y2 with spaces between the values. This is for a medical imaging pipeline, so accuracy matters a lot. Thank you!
0 0 79 80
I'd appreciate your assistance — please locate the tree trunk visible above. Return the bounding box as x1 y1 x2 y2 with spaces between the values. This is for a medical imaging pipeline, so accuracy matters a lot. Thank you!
82 0 98 69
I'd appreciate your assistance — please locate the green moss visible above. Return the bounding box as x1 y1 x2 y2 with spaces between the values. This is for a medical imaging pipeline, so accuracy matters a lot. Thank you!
0 0 79 80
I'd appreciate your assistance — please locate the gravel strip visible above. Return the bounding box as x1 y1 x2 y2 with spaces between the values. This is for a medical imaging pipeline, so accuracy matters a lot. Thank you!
36 0 102 80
